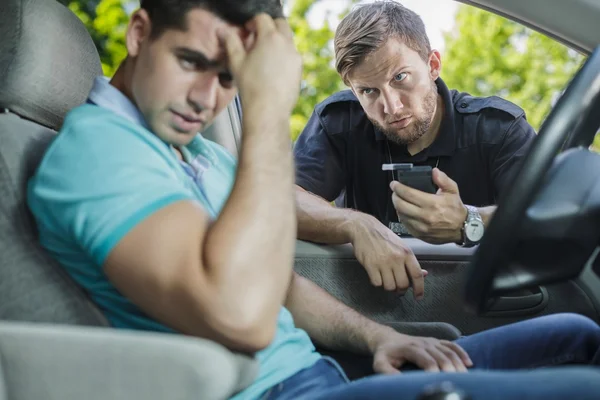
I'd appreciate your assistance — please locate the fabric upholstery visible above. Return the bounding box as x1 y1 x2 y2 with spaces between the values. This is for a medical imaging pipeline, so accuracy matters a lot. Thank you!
0 322 257 400
295 254 462 340
0 111 107 325
0 0 102 130
0 0 106 326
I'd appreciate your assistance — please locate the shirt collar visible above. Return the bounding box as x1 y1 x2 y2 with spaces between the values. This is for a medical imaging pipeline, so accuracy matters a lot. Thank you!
86 76 150 130
86 76 218 165
374 77 457 158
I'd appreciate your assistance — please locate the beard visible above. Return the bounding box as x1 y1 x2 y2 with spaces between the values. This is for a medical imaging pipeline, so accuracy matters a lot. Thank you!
370 83 438 146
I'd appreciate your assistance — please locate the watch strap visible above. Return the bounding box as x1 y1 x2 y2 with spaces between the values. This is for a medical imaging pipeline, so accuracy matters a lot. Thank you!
459 205 483 247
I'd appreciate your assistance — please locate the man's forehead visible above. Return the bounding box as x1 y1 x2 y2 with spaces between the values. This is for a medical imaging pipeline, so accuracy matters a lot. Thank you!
349 39 419 84
178 8 246 57
349 55 404 85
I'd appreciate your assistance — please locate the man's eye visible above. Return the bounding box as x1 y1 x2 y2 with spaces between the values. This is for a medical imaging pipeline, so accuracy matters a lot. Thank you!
362 88 375 95
394 72 407 82
180 58 197 70
219 72 234 88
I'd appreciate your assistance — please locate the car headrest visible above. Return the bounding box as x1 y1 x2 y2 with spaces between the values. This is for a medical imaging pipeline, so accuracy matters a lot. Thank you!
0 0 103 131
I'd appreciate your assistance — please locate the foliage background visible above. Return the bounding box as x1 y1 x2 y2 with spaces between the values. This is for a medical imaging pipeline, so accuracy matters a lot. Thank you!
58 0 596 148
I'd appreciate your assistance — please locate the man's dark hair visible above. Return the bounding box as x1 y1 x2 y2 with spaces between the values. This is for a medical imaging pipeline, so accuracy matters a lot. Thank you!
140 0 284 38
335 1 431 85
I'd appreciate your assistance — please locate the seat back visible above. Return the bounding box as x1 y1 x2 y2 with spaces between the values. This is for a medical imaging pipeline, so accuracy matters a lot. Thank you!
0 0 107 326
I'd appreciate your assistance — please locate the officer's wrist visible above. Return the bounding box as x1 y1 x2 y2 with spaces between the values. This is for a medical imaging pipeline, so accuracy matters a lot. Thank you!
345 211 380 244
478 205 497 228
453 205 469 244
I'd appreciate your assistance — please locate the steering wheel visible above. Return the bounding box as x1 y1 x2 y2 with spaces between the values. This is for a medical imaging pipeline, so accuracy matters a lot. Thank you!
464 47 600 314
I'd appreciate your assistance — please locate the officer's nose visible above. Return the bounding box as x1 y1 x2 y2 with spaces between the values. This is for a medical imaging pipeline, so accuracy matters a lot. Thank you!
382 90 403 116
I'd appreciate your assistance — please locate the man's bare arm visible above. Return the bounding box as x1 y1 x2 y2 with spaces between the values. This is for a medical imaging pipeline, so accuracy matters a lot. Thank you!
295 186 425 295
103 16 302 353
296 186 367 244
285 272 471 373
105 115 294 352
285 272 389 354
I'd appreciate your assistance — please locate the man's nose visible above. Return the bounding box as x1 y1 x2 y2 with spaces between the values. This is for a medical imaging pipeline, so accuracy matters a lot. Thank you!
188 74 219 113
382 90 403 115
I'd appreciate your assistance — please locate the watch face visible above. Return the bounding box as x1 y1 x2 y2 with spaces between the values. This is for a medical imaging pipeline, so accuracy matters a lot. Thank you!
466 220 485 242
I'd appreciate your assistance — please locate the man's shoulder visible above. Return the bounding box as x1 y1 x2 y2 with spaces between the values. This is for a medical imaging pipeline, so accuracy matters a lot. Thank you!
28 104 191 251
58 104 141 147
33 104 177 192
313 90 369 135
63 103 119 128
451 90 526 121
58 104 171 157
62 104 151 138
38 105 109 169
449 90 535 147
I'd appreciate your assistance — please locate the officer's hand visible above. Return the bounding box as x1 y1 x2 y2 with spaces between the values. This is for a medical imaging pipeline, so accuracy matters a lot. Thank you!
391 168 467 244
350 214 427 298
219 14 302 117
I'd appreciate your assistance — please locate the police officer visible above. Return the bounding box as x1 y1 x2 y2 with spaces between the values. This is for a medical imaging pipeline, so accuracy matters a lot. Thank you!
294 1 536 297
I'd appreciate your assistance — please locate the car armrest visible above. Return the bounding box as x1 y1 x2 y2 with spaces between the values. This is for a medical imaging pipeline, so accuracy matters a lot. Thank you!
0 322 257 400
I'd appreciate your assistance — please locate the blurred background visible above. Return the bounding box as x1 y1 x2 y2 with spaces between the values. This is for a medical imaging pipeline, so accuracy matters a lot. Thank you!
58 0 598 149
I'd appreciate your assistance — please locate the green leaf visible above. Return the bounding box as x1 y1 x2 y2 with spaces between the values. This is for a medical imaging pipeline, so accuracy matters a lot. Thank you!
442 5 585 132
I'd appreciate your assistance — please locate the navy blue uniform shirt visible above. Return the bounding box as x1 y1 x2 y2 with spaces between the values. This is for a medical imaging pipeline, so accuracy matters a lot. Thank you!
293 78 536 227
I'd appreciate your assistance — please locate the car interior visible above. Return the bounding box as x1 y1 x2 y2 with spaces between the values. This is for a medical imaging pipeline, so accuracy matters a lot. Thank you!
1 0 600 399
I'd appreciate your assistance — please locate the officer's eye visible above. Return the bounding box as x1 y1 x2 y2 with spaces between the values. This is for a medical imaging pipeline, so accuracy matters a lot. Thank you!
394 72 408 82
361 88 375 95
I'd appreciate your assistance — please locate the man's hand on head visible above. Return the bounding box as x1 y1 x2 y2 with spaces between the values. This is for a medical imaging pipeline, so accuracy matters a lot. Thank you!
347 212 428 298
390 168 468 244
218 14 302 119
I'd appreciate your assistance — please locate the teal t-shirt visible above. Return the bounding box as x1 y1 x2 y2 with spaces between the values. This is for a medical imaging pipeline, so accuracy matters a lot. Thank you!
27 102 320 399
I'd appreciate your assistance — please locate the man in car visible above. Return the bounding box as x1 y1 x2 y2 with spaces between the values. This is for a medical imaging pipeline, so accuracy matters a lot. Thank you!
294 1 535 294
27 1 600 399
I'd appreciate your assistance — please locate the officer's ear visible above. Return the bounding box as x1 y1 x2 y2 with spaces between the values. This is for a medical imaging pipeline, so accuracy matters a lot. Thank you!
427 50 442 81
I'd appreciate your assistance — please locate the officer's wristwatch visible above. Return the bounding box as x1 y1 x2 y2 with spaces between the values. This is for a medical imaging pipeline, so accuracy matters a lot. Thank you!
458 205 485 248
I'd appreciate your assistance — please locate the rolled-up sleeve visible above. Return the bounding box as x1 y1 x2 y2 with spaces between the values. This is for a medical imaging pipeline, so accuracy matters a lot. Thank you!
293 111 347 202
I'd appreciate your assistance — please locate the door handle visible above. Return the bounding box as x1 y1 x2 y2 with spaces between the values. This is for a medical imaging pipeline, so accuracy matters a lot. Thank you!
484 286 549 316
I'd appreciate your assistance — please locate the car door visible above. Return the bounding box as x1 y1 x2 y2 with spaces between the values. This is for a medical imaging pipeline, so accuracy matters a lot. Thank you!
203 0 600 337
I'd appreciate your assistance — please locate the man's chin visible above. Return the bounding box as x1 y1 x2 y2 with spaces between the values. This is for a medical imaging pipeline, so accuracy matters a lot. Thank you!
154 126 198 147
371 118 424 146
383 129 423 146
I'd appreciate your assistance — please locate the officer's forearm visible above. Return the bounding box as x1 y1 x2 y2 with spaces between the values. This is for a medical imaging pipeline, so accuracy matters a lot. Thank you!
296 186 369 245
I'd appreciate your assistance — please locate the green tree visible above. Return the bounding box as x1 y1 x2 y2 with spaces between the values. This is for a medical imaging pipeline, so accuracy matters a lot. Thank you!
60 0 130 77
287 0 355 140
442 5 585 133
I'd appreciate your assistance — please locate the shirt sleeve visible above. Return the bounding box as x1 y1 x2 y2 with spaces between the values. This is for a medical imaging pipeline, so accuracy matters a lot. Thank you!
28 109 195 268
293 111 347 202
489 116 537 200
